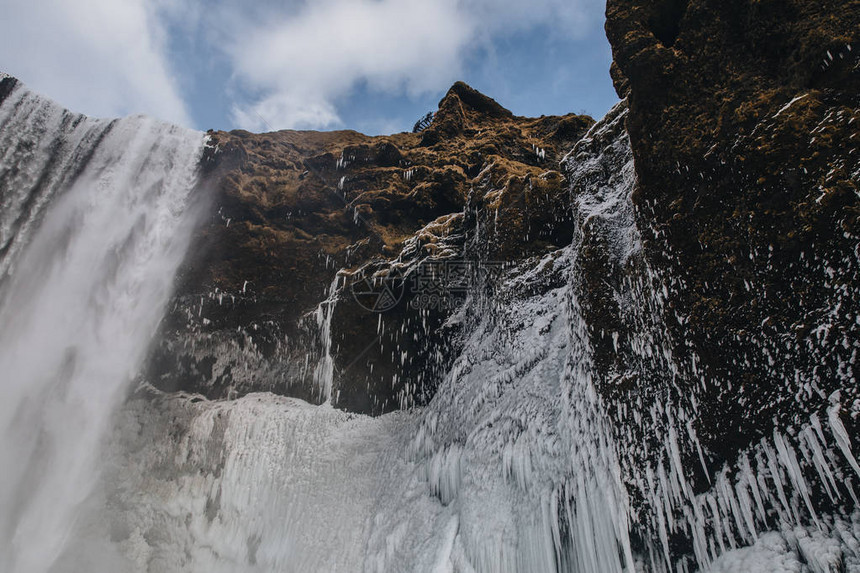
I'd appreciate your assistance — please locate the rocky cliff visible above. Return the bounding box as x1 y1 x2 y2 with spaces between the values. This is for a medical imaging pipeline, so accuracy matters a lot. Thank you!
147 82 594 414
605 0 859 476
595 0 860 565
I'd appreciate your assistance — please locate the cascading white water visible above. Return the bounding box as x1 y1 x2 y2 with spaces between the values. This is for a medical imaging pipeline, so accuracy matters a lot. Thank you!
312 274 342 403
0 80 205 573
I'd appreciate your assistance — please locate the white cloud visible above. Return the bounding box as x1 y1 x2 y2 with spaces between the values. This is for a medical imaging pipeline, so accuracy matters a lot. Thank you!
224 0 471 130
219 0 604 130
232 92 341 132
0 0 605 131
0 0 191 126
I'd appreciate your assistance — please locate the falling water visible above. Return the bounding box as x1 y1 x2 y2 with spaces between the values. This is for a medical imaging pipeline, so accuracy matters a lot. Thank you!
312 274 342 403
0 80 205 573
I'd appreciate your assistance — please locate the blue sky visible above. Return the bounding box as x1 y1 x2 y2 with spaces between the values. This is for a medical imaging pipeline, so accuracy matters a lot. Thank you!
0 0 617 135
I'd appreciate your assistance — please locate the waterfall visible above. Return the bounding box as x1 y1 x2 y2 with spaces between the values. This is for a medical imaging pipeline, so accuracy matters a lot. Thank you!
0 80 205 573
312 274 342 403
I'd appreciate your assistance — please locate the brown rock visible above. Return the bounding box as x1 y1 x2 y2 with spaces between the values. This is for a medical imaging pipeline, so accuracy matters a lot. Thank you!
148 83 594 414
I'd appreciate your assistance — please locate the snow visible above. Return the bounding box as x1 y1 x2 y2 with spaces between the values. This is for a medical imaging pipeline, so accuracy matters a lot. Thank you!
710 532 804 573
98 394 423 573
710 520 860 573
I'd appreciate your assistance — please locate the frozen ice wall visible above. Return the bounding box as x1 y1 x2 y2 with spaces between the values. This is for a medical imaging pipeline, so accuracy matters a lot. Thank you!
104 251 635 572
0 78 205 573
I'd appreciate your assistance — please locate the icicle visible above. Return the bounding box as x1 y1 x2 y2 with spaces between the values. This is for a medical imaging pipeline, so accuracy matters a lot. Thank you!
828 392 860 478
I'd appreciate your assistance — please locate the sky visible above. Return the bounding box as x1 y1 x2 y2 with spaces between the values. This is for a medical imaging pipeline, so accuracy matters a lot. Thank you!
0 0 618 135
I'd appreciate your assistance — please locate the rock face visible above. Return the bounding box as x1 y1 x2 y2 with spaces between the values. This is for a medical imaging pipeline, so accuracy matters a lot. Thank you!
591 2 860 565
605 0 860 468
147 82 594 414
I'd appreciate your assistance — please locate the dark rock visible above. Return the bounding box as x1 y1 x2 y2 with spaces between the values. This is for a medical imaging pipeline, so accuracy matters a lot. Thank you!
0 76 18 106
606 0 860 467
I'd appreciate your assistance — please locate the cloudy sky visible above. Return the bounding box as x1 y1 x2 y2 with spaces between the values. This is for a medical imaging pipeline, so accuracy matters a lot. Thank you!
0 0 617 134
